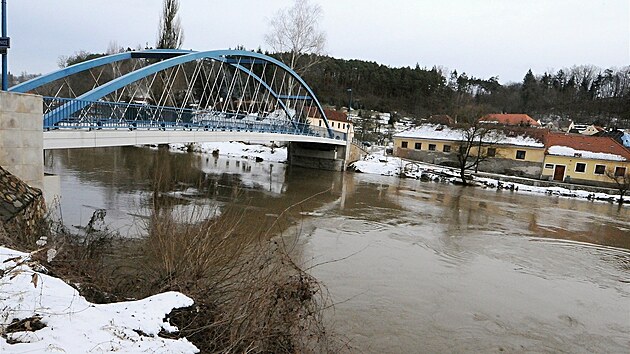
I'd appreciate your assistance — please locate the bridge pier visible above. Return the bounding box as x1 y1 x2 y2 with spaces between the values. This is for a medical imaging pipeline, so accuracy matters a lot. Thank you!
0 91 43 189
0 91 60 205
287 141 348 171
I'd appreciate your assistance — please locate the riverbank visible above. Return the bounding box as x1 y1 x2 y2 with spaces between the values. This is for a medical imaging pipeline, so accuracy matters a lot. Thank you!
0 246 198 353
351 148 628 205
161 141 626 205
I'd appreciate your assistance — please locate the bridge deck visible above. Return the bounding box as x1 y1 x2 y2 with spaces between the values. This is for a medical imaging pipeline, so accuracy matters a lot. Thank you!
43 129 346 150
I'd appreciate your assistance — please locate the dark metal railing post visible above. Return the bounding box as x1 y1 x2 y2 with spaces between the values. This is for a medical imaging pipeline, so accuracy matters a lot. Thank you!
1 0 8 90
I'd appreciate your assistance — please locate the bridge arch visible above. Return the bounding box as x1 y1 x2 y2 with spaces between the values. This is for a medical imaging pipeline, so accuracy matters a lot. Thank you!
11 49 334 138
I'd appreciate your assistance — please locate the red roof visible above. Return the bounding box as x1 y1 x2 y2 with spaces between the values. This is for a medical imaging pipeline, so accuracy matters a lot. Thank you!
307 107 349 123
480 114 540 127
544 132 630 160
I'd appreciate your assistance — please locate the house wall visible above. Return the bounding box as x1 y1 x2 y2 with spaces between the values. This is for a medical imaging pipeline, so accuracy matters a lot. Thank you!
541 155 630 186
307 117 354 141
393 137 545 178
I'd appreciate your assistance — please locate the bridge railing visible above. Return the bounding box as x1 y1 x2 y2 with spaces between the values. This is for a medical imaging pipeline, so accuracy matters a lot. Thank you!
42 97 346 141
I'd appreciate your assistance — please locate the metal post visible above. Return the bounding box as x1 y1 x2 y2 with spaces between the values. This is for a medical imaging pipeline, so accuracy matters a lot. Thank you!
1 0 7 90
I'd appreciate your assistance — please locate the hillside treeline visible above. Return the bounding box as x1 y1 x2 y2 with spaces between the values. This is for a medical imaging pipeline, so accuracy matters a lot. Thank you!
297 54 630 125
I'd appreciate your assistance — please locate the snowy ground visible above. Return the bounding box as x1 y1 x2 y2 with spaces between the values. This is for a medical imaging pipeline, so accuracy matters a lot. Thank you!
351 148 626 205
0 247 198 353
167 142 287 163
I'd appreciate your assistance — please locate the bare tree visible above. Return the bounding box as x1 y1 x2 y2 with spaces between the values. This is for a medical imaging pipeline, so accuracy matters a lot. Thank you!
156 0 184 49
455 123 496 185
453 104 495 185
265 0 326 74
605 167 630 204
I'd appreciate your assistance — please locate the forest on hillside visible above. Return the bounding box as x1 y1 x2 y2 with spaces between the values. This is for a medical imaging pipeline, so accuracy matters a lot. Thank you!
10 51 630 127
296 54 630 126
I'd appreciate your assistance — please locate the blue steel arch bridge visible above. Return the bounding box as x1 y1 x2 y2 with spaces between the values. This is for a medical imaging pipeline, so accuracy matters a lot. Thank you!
9 49 347 150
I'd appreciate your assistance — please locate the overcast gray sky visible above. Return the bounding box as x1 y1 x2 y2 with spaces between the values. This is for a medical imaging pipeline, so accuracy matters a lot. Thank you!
7 0 629 83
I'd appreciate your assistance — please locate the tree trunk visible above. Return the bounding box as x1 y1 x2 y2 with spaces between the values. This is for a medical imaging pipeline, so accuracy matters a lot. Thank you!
459 166 468 186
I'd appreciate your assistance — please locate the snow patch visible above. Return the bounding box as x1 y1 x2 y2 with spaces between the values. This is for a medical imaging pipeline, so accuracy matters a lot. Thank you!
0 247 198 353
169 142 287 163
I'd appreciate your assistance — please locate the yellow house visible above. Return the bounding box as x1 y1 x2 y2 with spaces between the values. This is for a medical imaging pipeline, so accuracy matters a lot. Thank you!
393 124 546 178
307 108 354 141
541 133 630 186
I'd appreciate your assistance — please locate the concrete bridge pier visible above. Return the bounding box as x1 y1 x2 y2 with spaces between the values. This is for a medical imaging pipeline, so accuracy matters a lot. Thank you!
287 141 348 171
0 91 60 204
0 91 43 189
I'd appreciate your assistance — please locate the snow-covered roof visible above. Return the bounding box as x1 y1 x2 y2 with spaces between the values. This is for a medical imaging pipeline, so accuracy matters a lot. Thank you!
393 124 544 147
545 133 630 161
547 146 626 161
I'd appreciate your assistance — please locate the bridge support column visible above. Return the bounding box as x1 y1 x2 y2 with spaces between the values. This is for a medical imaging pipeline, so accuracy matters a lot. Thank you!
0 91 44 189
287 142 347 171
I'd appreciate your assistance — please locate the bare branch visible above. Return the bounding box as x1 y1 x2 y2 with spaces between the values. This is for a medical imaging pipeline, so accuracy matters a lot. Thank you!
265 0 327 75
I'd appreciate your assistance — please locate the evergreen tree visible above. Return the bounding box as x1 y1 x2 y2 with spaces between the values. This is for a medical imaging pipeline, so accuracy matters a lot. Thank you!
521 69 539 111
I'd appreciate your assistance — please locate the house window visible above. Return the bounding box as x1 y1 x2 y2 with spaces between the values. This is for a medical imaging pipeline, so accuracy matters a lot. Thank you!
515 150 526 160
443 145 451 153
594 165 606 175
428 144 436 151
544 164 554 169
575 163 586 173
615 166 627 177
401 141 408 148
414 142 422 150
318 121 321 127
343 124 346 130
487 147 496 157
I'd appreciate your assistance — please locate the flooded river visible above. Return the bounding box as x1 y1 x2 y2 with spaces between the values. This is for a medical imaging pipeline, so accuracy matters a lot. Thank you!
46 147 630 353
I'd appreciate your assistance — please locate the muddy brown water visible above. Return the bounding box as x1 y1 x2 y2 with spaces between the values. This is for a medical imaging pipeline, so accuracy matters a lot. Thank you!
46 147 630 353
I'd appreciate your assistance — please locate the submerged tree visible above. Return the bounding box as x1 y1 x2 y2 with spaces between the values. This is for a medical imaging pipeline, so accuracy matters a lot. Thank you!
156 0 184 49
265 0 326 74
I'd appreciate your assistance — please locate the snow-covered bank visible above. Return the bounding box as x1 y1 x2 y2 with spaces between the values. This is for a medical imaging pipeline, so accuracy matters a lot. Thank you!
168 142 287 163
351 150 627 204
0 247 198 353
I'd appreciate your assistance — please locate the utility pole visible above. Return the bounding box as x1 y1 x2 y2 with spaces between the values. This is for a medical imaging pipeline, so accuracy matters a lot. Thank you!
1 0 9 90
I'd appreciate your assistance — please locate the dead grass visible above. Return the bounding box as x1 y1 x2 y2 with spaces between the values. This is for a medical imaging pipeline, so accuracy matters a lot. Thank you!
22 194 348 353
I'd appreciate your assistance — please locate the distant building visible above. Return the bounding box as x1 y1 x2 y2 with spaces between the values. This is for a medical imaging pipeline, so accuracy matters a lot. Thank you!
479 114 541 127
569 124 589 134
307 108 354 141
393 124 630 187
579 125 605 136
541 133 630 186
393 124 546 178
594 129 630 148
